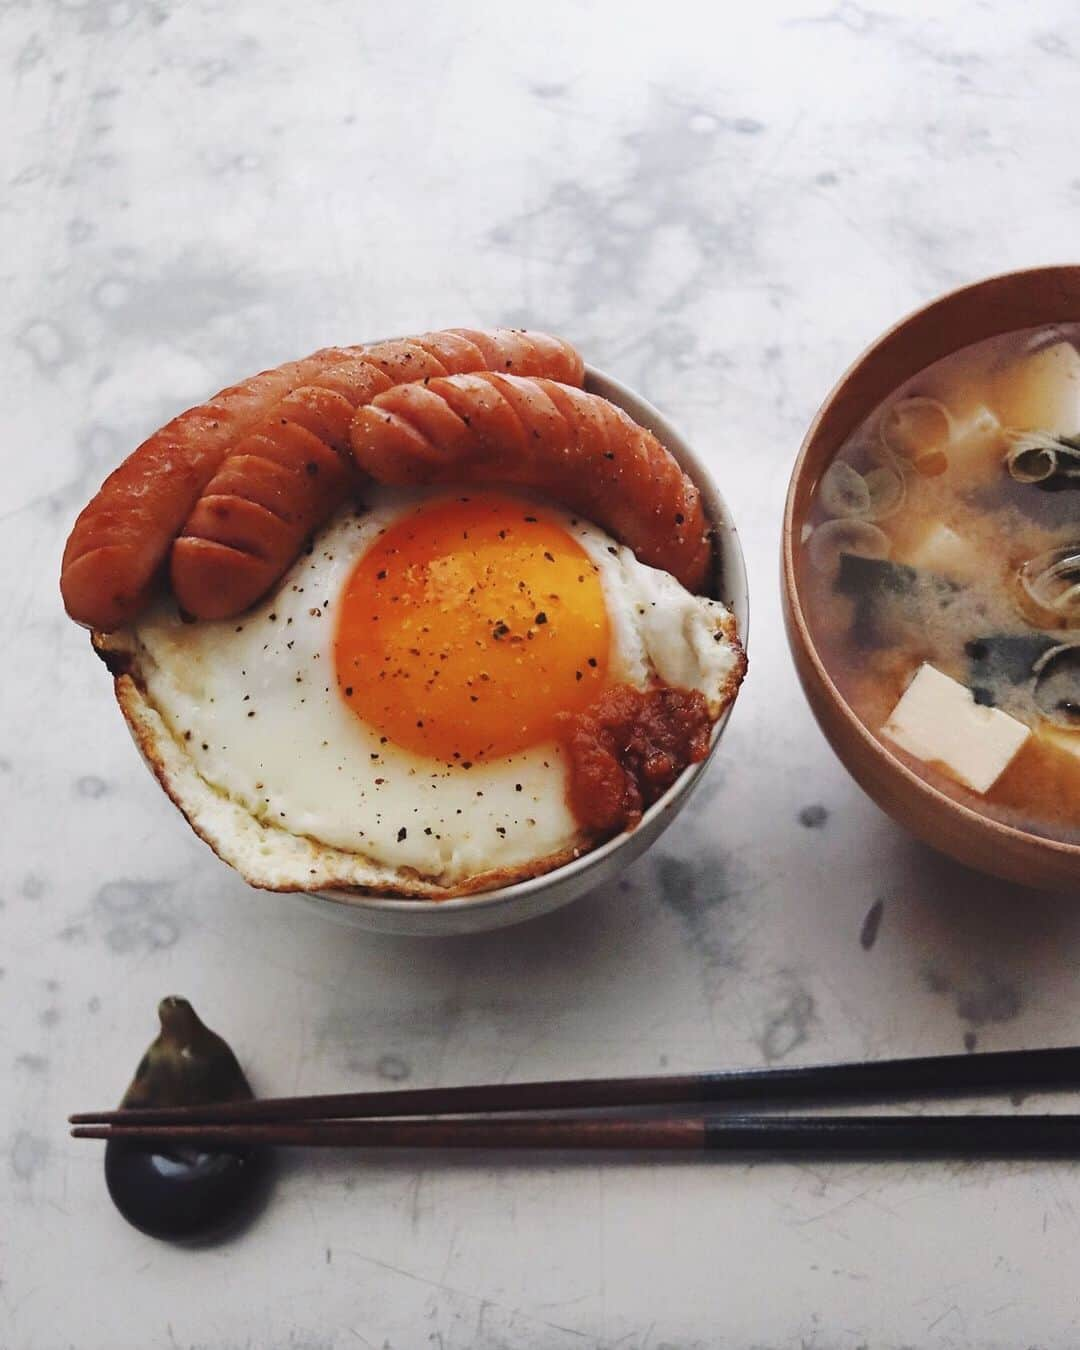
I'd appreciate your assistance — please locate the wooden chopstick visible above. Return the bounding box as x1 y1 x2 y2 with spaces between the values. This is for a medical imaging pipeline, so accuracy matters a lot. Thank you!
69 1046 1080 1128
71 1113 1080 1156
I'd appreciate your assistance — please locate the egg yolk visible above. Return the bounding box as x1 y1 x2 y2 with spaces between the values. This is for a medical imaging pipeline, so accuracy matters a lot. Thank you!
335 494 612 762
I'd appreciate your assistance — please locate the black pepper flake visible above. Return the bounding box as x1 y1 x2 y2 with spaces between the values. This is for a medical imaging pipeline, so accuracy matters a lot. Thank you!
345 686 353 696
375 777 385 785
603 451 615 460
397 827 407 842
247 710 256 717
305 461 319 476
376 569 387 580
575 670 583 681
496 826 506 835
535 612 547 624
515 783 522 791
524 515 537 522
424 827 432 835
588 656 598 667
492 622 510 640
462 414 471 425
543 552 554 563
675 512 685 524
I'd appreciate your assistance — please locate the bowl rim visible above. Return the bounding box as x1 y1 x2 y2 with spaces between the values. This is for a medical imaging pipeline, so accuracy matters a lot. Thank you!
782 263 1080 864
309 362 750 917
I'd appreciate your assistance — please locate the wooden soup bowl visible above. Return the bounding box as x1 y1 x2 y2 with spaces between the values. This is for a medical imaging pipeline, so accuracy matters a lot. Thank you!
782 266 1080 891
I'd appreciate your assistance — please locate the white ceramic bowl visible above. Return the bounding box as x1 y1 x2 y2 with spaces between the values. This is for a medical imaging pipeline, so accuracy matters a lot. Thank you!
301 366 749 935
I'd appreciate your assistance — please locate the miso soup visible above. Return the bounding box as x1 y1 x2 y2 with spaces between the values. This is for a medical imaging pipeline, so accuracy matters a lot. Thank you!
799 324 1080 845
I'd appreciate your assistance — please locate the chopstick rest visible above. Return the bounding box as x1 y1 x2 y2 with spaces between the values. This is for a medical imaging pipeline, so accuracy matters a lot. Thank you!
88 997 271 1242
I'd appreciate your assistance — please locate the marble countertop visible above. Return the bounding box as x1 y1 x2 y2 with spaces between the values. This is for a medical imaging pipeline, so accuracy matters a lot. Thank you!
5 2 1080 1346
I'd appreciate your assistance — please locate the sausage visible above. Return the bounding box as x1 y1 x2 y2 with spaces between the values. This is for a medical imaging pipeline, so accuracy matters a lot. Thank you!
349 373 713 592
60 346 358 631
170 330 584 620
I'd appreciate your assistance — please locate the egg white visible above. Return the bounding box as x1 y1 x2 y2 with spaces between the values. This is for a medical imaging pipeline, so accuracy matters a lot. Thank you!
100 489 743 896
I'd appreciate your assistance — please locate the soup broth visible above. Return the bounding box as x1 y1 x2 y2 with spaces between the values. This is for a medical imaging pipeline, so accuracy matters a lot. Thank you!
799 323 1080 845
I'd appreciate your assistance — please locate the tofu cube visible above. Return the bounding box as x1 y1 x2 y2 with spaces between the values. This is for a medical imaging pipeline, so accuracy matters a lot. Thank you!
990 340 1080 435
881 663 1030 794
897 523 980 583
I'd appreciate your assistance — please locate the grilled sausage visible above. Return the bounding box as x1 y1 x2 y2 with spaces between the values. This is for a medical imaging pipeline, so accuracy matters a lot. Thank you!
60 347 356 631
349 372 712 592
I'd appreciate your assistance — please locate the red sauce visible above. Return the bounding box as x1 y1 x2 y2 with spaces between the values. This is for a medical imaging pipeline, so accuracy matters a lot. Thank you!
558 683 712 836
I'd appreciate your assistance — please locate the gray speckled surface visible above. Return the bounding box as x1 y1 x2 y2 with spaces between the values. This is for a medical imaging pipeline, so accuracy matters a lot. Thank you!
5 3 1080 1346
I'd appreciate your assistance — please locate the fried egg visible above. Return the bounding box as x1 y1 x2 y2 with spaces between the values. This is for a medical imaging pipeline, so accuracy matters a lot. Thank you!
101 489 743 897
